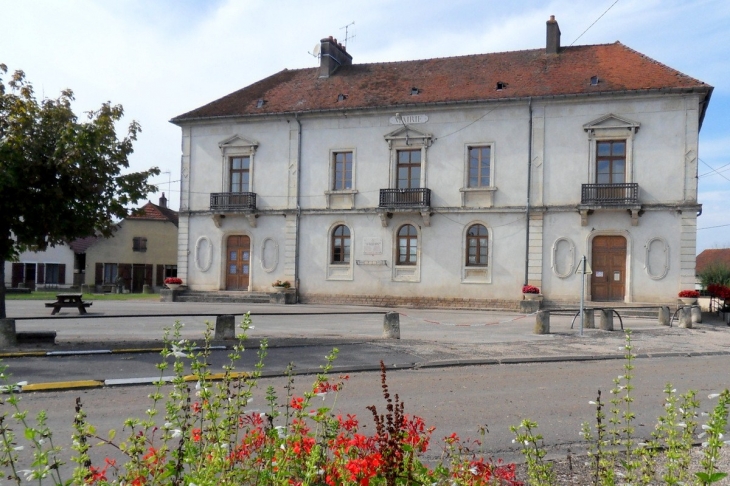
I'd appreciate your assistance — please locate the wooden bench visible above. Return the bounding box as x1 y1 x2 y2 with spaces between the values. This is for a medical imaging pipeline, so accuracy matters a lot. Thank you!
45 293 92 315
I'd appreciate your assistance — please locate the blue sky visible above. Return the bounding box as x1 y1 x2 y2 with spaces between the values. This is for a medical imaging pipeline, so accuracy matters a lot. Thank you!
2 0 728 252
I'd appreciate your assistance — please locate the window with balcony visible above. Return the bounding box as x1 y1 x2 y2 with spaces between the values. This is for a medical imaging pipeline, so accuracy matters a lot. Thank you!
381 126 433 212
213 135 258 211
596 141 625 184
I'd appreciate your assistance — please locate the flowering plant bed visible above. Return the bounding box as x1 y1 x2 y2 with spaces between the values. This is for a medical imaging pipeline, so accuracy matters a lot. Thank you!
678 290 700 298
164 277 182 285
522 284 540 294
272 279 291 289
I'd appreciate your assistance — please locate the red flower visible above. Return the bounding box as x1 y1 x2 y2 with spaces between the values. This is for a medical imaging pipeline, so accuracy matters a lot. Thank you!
191 428 202 442
678 290 700 298
290 396 304 410
522 284 540 294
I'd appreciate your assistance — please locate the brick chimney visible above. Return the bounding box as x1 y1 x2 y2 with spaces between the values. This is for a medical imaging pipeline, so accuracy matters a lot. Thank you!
318 36 352 78
546 15 561 54
159 192 167 208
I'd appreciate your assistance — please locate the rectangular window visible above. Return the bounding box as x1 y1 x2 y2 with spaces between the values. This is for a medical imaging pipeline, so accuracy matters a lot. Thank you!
132 237 147 252
103 263 118 284
596 141 626 184
332 152 353 190
468 146 491 187
45 264 60 284
230 156 251 193
397 149 421 189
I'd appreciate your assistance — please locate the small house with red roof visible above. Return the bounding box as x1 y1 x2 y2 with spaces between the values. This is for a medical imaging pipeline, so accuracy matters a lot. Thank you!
170 17 711 307
83 194 179 292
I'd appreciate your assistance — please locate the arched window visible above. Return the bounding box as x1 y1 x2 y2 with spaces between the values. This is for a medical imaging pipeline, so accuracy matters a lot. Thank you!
397 224 418 265
331 225 351 264
466 224 488 266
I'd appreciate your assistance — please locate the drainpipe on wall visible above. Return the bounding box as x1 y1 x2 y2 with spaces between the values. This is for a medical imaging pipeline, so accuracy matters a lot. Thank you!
294 114 303 302
524 98 533 286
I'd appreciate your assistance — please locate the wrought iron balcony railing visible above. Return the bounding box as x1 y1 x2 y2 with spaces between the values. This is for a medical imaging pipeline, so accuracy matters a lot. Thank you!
210 192 257 211
581 183 639 205
379 188 431 208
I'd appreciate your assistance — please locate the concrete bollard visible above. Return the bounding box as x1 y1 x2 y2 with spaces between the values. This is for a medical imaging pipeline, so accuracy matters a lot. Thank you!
583 309 595 329
214 315 236 340
678 307 693 329
142 284 153 294
690 305 702 324
534 310 550 334
383 312 400 339
599 309 614 331
0 319 17 348
658 306 670 326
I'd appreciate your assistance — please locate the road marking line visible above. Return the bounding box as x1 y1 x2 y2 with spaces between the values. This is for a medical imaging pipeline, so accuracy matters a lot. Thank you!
22 380 104 391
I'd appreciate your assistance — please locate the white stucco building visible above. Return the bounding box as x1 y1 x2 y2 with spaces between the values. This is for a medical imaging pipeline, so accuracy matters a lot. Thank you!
170 17 712 308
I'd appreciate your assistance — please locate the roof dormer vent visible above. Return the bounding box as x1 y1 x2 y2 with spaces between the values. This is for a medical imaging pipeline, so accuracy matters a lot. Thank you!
256 99 266 108
410 87 420 96
337 93 348 102
496 81 507 90
590 75 599 86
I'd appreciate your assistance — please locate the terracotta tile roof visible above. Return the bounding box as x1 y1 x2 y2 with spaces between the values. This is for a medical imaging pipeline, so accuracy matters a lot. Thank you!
127 202 179 227
68 236 98 253
171 42 711 124
696 249 730 274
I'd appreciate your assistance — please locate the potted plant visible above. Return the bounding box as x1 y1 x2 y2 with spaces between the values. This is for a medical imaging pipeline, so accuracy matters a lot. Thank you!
165 277 183 291
522 284 542 301
272 279 292 292
678 289 699 305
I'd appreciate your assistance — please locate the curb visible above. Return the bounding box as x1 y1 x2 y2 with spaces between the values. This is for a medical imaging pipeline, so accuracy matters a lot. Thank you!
9 349 730 393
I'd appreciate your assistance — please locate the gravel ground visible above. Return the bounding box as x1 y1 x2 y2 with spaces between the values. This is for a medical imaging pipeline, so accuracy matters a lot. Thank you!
515 447 730 485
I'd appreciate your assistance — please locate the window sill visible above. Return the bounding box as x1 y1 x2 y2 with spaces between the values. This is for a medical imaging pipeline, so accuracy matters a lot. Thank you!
460 187 497 208
325 190 358 210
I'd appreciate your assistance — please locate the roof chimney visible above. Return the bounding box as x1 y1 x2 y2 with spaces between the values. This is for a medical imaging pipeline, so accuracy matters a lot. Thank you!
159 192 167 208
546 15 561 54
318 36 353 78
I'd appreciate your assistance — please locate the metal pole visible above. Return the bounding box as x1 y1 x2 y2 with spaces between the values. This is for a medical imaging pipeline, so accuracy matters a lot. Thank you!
579 255 586 336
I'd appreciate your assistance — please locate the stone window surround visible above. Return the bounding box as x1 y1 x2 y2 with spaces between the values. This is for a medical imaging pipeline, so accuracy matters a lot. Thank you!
460 142 497 207
392 222 421 282
583 114 640 184
326 222 354 281
218 135 259 195
384 127 432 189
324 148 357 209
461 222 492 284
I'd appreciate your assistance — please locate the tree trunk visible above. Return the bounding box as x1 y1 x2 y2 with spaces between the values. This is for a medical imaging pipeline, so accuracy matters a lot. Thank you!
0 261 6 319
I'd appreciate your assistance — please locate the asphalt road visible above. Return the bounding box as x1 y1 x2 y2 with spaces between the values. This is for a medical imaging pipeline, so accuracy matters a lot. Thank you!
6 354 730 477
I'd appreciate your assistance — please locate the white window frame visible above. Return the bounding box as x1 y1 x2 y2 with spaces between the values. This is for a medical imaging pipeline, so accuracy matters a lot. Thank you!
392 221 421 282
461 222 492 284
326 222 354 281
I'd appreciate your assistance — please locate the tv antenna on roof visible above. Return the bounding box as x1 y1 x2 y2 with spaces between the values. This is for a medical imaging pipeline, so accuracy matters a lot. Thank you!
340 21 355 47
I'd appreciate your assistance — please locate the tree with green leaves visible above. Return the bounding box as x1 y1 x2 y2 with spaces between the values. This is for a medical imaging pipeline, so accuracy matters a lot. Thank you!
0 64 159 319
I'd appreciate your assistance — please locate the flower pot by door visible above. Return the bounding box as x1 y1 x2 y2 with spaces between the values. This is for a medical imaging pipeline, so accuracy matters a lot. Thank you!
523 293 543 301
167 284 181 291
680 297 697 305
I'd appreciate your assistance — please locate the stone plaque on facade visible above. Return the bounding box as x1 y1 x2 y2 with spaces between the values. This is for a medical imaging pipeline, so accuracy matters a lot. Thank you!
363 237 383 255
389 114 428 125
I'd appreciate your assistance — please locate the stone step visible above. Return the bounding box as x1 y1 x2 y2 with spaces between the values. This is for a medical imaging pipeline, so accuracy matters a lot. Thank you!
175 291 272 304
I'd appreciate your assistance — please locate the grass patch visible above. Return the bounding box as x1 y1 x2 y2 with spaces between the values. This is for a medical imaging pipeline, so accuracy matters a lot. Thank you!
5 291 160 301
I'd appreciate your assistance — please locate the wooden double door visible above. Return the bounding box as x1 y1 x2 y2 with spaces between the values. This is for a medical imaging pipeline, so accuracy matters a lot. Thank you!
591 236 626 302
226 235 251 291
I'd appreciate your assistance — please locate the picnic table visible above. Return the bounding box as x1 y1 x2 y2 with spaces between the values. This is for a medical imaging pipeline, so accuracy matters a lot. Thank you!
44 293 92 315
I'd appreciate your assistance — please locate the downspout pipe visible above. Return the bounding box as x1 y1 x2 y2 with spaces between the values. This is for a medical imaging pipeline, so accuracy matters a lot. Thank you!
295 114 303 301
524 98 533 286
